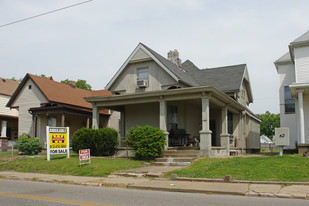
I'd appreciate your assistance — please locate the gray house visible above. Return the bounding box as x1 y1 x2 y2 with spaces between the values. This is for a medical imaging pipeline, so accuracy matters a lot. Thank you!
86 43 260 157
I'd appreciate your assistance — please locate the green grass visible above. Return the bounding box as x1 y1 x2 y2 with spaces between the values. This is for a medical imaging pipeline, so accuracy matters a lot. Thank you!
167 155 309 182
0 153 144 177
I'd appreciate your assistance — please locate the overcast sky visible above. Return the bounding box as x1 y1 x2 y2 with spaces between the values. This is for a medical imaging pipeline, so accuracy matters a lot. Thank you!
1 0 309 114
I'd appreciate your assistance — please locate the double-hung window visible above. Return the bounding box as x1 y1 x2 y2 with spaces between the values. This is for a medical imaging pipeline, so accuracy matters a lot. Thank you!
137 67 149 81
284 86 295 113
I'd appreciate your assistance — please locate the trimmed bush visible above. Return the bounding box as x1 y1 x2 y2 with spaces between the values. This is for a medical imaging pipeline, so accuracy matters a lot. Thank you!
72 127 119 156
16 134 43 155
126 125 166 160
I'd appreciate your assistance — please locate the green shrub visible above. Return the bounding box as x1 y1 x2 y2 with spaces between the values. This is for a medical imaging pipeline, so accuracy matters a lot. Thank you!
126 125 166 160
72 127 119 156
16 134 43 155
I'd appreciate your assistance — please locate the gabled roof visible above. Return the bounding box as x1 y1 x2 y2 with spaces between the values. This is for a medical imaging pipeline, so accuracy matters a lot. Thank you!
141 44 199 87
274 52 292 64
183 61 247 93
290 30 309 46
0 77 19 96
7 74 111 113
106 43 199 89
106 43 252 102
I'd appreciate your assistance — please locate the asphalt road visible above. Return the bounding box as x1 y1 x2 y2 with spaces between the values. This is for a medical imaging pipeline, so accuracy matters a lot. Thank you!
0 179 308 206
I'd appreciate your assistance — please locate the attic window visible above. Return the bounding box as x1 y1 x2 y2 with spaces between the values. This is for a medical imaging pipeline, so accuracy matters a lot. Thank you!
28 85 32 90
137 67 149 81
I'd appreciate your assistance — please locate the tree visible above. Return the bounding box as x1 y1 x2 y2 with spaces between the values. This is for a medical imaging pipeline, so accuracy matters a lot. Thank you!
10 77 23 82
61 79 92 91
256 111 280 140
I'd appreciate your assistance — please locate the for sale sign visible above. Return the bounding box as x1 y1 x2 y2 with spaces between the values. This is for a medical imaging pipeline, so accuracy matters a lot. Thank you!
49 127 68 149
79 149 91 166
46 126 70 161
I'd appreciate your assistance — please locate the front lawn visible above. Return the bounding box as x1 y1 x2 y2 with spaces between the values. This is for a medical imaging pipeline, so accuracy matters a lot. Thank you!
0 153 144 177
168 155 309 182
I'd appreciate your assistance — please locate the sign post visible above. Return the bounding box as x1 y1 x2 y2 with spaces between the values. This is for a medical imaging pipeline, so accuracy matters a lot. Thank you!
79 149 91 167
274 128 289 156
46 126 70 161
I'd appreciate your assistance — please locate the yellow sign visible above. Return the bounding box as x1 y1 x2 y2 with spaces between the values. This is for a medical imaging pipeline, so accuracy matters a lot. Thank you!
49 127 68 149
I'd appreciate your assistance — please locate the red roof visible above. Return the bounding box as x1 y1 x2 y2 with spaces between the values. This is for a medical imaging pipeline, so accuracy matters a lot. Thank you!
0 78 19 96
8 74 111 114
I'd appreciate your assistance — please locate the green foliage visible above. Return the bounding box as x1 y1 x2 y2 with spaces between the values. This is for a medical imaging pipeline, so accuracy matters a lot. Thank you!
126 125 166 160
256 111 280 140
72 128 119 156
10 77 22 82
0 154 143 177
167 155 309 182
61 79 92 91
16 134 43 155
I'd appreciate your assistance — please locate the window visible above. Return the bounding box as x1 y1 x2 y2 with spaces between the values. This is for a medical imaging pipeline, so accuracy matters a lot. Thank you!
47 117 57 127
228 112 233 134
28 85 32 90
284 86 295 113
168 106 178 130
137 67 149 81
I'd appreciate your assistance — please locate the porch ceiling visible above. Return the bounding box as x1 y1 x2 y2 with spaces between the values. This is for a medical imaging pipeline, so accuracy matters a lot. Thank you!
85 86 246 112
290 83 309 98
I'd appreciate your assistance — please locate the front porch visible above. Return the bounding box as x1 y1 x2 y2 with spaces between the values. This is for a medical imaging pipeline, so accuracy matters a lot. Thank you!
29 104 110 141
87 86 248 157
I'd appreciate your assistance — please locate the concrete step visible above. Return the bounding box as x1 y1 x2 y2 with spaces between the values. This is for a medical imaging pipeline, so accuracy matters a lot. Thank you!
163 150 199 157
155 157 195 163
153 162 191 166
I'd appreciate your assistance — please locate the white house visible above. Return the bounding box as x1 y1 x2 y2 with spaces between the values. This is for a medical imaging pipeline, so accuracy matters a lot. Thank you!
275 30 309 150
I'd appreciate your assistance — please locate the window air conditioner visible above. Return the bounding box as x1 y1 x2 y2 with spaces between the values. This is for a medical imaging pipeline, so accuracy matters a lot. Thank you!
137 80 148 88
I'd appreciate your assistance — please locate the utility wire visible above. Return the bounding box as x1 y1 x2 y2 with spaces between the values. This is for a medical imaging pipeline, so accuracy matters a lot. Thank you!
0 0 93 28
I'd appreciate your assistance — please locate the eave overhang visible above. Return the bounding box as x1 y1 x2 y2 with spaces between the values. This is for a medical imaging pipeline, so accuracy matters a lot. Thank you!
85 86 247 113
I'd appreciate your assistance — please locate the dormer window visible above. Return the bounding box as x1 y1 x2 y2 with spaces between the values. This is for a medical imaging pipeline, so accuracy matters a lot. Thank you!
137 67 149 88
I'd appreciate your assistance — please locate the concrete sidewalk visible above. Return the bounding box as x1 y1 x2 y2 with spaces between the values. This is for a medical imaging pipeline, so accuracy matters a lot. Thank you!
0 171 309 199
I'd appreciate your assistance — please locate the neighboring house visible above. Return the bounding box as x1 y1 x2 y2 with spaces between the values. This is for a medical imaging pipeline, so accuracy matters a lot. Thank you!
275 30 309 149
7 74 118 142
260 135 276 151
85 43 260 157
0 78 19 140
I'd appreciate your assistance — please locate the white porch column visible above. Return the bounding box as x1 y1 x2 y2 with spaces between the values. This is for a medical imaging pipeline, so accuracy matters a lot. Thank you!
200 94 212 157
297 90 305 144
1 120 7 137
159 99 169 148
220 106 230 153
92 104 99 129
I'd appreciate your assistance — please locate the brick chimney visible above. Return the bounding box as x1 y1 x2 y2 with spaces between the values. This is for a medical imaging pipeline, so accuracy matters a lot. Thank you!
168 49 182 68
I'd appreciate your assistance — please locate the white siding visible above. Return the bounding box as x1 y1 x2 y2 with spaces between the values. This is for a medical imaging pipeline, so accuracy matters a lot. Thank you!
0 95 18 117
294 46 309 83
277 63 298 148
10 79 47 136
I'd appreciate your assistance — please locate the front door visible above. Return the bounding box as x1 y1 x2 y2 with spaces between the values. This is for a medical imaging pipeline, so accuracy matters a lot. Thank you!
210 120 217 146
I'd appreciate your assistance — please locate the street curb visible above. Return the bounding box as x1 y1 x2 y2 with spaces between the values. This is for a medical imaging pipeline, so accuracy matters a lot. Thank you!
127 185 246 196
174 177 309 185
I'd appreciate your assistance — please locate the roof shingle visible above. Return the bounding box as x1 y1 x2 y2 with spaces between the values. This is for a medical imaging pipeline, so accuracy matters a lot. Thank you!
0 78 19 96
